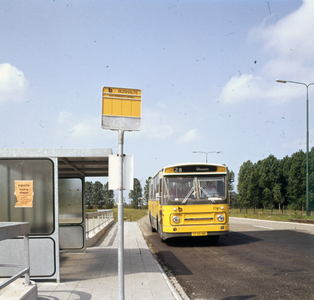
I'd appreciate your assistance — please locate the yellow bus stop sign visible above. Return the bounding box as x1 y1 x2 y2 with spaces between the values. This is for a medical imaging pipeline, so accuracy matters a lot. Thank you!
102 87 141 131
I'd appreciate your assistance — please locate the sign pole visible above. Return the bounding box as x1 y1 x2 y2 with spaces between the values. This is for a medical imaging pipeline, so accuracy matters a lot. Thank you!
118 129 125 300
101 86 141 300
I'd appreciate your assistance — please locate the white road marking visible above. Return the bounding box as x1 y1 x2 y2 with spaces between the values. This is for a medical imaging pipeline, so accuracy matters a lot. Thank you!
253 225 274 230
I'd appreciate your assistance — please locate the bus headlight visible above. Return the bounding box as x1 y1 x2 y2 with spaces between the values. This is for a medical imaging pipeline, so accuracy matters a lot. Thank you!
217 214 224 222
172 216 180 223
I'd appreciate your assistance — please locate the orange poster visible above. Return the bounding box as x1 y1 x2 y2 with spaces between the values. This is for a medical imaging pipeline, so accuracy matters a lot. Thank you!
14 180 34 207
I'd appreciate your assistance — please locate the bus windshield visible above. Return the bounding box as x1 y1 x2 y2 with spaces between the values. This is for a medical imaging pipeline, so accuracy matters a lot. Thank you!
164 175 227 205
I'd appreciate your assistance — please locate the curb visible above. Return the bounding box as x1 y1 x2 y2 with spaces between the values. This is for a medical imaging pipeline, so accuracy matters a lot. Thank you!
154 257 190 300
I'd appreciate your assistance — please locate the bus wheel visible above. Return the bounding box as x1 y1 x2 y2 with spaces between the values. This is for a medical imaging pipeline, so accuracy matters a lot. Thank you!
209 235 219 244
157 218 165 243
150 214 156 232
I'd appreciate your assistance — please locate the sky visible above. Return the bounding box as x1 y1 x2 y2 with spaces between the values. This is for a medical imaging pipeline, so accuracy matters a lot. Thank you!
1 0 314 198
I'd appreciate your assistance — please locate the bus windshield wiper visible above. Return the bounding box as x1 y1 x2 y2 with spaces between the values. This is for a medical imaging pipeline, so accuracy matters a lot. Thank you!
182 187 195 204
199 187 216 203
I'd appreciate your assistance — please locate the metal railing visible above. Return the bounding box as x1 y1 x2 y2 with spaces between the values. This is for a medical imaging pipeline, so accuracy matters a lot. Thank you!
85 209 114 239
0 222 30 290
231 207 309 216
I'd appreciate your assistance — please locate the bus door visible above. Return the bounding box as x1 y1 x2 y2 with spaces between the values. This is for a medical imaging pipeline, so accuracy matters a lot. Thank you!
157 175 163 229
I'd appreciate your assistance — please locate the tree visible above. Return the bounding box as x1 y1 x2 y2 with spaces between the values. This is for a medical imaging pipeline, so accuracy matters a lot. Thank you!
273 183 284 211
279 155 290 208
143 177 152 205
237 160 255 208
103 182 115 208
258 155 278 192
129 178 143 209
286 150 306 210
258 155 279 209
262 187 272 210
85 181 93 208
251 165 262 209
229 191 239 208
236 149 313 212
227 169 235 191
93 181 104 209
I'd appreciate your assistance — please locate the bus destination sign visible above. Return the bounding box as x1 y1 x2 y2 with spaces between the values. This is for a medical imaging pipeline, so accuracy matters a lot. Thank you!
165 165 220 173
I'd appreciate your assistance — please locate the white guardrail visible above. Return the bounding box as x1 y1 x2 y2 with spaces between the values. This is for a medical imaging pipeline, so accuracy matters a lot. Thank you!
0 222 31 290
85 209 114 239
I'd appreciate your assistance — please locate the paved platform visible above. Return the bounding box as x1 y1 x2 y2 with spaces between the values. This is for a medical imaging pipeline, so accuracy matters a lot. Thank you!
37 222 182 300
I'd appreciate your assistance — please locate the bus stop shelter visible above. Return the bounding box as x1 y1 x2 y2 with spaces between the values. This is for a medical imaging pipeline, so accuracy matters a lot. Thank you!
0 148 112 282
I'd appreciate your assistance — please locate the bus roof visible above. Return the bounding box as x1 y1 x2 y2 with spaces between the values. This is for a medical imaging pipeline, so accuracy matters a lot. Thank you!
164 162 226 169
150 162 227 180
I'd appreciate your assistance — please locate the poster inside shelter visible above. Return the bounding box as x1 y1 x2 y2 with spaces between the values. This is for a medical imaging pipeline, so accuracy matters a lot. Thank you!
14 180 34 207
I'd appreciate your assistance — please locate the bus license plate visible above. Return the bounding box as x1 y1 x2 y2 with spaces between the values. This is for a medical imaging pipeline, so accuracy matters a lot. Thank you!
192 232 207 236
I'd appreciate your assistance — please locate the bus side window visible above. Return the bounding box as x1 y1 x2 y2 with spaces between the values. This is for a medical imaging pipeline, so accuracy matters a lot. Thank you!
150 181 154 200
163 178 168 204
159 178 163 204
153 177 156 199
148 183 151 200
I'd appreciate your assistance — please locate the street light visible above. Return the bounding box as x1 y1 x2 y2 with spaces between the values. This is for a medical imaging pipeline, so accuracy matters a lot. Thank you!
276 79 314 216
193 151 221 163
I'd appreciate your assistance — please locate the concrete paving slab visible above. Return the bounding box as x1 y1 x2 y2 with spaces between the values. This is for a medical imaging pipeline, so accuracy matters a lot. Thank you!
37 222 182 300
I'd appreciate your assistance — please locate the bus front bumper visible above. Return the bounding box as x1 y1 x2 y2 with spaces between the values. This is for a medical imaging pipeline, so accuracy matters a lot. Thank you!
163 224 229 236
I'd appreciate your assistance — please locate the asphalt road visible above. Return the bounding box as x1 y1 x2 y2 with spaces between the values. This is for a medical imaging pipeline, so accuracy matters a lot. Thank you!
137 215 314 300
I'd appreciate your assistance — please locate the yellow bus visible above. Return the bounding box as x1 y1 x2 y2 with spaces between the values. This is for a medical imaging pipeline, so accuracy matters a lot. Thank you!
148 163 229 242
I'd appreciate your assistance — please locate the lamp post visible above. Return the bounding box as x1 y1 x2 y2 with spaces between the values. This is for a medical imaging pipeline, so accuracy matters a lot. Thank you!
192 151 221 163
276 79 314 216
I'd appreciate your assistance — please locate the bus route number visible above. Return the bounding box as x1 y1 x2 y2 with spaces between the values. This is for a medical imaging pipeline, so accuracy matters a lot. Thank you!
174 167 183 173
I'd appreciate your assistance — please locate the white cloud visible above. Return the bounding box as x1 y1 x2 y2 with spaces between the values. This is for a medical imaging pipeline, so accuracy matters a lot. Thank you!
69 120 100 139
176 129 201 144
56 108 174 144
218 0 314 105
0 63 29 103
56 111 103 140
218 72 307 105
254 0 314 80
252 0 314 61
218 74 264 104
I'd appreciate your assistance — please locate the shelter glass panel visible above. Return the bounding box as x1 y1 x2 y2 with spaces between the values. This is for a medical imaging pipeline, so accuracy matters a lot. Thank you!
0 159 54 234
59 178 83 224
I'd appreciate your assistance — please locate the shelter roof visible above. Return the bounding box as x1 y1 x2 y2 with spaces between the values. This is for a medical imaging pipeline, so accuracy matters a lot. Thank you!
0 148 113 177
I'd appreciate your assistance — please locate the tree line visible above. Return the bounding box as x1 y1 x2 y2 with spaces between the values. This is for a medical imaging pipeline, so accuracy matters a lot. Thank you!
85 178 151 209
128 178 151 208
85 181 115 209
234 148 314 211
